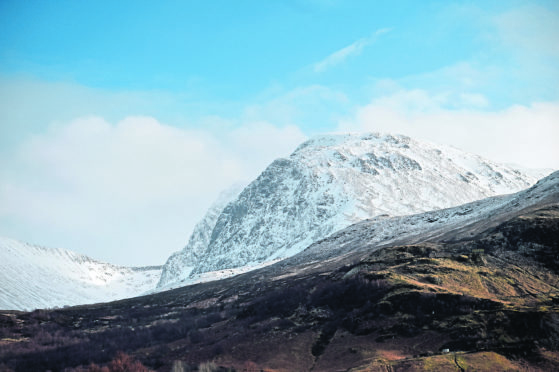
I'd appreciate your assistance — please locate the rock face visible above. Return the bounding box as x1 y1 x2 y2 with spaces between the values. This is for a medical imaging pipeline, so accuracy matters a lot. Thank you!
157 184 244 286
158 133 547 288
0 237 162 311
295 170 559 265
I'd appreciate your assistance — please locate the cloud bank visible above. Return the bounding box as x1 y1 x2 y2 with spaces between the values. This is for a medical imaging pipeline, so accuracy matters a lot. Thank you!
338 88 559 170
0 117 305 265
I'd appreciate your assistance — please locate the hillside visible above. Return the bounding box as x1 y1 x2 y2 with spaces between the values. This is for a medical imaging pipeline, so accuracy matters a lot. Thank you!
0 171 557 371
0 237 162 311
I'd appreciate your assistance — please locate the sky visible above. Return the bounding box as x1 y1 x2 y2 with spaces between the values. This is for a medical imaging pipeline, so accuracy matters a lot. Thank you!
0 0 558 266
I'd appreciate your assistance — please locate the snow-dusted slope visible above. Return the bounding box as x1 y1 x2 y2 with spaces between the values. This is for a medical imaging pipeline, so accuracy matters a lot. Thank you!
0 237 162 311
159 133 548 288
158 184 244 286
296 170 559 264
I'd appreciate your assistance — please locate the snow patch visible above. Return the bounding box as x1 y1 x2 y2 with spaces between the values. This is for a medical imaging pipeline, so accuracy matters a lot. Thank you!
0 237 162 311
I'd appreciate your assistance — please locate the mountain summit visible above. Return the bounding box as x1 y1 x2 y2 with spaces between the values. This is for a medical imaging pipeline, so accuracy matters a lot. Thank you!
159 133 545 288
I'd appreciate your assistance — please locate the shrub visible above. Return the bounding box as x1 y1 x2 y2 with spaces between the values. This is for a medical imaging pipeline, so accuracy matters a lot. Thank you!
171 360 191 372
198 361 217 372
82 352 151 372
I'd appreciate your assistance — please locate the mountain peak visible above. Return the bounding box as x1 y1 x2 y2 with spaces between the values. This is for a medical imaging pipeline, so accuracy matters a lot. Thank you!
158 132 547 288
293 132 411 152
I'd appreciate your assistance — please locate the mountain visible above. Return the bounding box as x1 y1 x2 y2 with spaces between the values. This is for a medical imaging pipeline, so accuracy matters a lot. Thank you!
158 184 244 286
2 172 557 371
287 169 559 269
159 132 547 287
293 167 558 263
0 237 162 311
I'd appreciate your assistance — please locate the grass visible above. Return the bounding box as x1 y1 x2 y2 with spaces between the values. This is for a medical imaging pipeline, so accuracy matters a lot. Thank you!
351 351 534 371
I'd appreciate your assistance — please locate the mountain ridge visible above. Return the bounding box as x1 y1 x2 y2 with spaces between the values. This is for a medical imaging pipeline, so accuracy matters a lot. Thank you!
159 132 548 287
289 169 559 268
157 184 244 286
0 236 162 311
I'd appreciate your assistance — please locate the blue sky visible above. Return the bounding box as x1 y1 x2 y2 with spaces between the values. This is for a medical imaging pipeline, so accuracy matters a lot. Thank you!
1 1 479 93
0 1 558 265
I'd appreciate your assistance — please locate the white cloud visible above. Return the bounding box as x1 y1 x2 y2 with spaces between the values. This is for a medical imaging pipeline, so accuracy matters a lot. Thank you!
0 116 306 265
313 28 391 73
0 75 229 154
228 121 307 173
16 117 236 203
338 89 559 170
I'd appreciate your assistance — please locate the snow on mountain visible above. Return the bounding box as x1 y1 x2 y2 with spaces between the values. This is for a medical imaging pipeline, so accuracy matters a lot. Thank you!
159 132 549 288
157 184 245 286
295 170 559 264
0 237 162 311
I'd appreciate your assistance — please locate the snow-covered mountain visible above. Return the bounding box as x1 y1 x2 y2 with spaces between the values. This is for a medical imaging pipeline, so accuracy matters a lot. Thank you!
0 237 162 311
158 133 549 288
296 170 559 265
158 184 244 286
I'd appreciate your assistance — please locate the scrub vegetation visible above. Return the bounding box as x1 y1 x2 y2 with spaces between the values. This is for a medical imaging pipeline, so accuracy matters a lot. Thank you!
1 206 558 371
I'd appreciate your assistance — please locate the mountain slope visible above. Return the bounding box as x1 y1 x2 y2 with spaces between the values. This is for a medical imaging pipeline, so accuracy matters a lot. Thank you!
285 170 559 270
2 172 558 372
158 184 244 286
159 132 546 287
0 237 162 311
